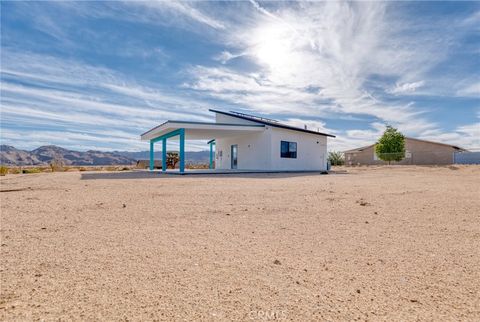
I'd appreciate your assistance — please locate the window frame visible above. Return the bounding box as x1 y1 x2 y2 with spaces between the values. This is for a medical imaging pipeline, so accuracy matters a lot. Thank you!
280 140 297 159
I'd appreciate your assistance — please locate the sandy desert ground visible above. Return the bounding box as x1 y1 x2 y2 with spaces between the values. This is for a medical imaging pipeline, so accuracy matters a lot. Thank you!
1 166 479 321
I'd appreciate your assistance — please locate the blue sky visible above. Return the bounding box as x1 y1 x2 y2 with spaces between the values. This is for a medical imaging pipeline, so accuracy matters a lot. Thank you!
1 1 479 152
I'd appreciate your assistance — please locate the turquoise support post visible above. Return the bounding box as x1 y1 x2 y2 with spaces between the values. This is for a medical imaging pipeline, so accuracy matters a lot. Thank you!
149 128 186 173
162 138 167 172
209 142 213 169
179 128 185 173
208 140 215 169
149 140 154 171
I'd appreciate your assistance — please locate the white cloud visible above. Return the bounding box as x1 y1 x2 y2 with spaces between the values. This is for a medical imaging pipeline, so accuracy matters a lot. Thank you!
461 10 480 28
387 81 425 95
457 123 480 138
123 1 226 30
160 1 225 30
0 128 144 152
185 66 333 116
183 1 446 134
0 51 213 151
213 51 246 64
456 82 480 97
418 122 480 150
330 120 480 152
248 0 278 21
284 118 336 135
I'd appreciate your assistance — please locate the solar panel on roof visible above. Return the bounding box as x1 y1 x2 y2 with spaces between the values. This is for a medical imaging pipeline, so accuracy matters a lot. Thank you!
228 111 279 123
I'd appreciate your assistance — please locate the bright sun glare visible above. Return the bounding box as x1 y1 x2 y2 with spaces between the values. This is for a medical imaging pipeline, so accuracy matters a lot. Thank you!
254 24 296 71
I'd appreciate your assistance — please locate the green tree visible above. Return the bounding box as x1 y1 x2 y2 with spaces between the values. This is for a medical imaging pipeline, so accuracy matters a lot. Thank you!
375 126 406 164
328 151 345 166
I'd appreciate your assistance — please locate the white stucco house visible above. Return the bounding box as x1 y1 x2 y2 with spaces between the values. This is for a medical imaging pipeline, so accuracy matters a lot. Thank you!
140 109 335 173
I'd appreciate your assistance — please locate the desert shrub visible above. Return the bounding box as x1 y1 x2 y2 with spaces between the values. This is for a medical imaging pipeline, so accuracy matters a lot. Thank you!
328 151 345 166
22 168 41 174
49 158 65 172
121 167 130 171
78 167 88 171
105 166 118 171
9 167 21 174
166 152 179 169
187 163 209 169
0 166 9 176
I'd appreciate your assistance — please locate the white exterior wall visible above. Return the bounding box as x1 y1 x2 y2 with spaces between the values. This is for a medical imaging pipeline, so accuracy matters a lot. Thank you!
215 131 271 170
268 127 327 171
214 113 328 171
214 114 270 170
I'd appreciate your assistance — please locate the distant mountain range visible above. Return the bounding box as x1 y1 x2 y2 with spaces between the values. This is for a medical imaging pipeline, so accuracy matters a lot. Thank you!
0 145 210 166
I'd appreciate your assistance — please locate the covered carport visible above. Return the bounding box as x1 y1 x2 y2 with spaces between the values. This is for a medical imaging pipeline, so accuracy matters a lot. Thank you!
140 121 265 173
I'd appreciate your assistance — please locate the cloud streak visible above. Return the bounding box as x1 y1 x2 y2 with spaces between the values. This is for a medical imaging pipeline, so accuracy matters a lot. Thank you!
185 3 433 126
0 50 212 151
456 82 480 97
387 81 425 95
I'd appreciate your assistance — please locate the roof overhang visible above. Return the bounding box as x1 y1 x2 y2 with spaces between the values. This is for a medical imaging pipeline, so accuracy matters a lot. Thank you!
140 121 265 141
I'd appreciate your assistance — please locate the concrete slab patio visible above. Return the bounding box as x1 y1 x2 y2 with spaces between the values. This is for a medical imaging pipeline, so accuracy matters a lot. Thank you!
146 169 330 175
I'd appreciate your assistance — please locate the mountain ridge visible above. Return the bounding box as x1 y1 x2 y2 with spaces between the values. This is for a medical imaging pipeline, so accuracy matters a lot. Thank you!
0 145 210 166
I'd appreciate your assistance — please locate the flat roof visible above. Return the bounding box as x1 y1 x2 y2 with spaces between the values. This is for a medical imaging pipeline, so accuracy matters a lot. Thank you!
141 121 265 141
210 109 336 138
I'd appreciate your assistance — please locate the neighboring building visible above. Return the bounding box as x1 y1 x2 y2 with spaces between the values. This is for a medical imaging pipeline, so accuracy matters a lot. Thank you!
344 137 467 166
140 109 335 173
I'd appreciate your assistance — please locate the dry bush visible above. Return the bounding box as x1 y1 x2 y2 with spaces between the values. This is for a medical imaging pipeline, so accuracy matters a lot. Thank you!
49 159 65 172
22 168 42 174
166 152 179 169
0 166 9 176
9 167 21 174
187 163 210 169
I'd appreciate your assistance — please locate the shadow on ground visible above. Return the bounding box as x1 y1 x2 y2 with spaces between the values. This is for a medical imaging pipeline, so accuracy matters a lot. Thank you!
80 171 348 180
80 171 162 180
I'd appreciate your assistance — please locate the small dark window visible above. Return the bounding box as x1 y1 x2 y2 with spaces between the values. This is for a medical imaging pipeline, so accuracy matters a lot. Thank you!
281 141 297 158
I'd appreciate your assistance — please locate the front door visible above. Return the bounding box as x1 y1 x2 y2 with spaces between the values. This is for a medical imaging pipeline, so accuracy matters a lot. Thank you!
231 145 238 169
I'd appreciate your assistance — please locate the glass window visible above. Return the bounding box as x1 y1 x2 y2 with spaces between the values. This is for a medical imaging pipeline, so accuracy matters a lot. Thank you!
280 141 297 158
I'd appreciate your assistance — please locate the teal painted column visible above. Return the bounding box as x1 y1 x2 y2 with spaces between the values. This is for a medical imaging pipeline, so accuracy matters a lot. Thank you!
179 128 185 173
149 140 154 171
209 142 214 169
162 138 167 172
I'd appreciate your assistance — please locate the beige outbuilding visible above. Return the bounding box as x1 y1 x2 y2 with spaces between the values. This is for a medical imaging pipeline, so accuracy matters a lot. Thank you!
344 137 466 166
